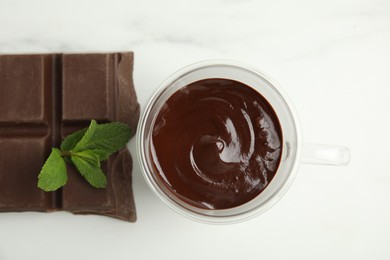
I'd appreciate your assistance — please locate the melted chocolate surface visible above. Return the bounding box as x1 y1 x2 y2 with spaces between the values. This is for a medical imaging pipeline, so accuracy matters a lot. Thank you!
151 79 282 209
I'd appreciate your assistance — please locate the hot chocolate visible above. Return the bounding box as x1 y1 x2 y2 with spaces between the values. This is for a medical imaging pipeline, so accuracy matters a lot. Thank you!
150 78 283 209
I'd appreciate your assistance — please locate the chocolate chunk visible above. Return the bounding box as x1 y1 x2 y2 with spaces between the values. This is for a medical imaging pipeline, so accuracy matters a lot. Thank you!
0 53 139 222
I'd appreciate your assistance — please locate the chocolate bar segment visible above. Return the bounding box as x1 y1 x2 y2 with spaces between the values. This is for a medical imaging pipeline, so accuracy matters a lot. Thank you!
0 138 55 211
62 54 116 122
0 55 47 122
60 53 139 221
0 55 56 211
0 53 139 222
63 149 136 222
61 53 140 131
116 53 140 131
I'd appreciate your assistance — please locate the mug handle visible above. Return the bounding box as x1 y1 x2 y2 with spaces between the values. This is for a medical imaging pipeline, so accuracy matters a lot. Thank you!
301 143 351 165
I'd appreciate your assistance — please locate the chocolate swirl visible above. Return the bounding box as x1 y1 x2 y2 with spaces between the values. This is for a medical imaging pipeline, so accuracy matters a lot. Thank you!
151 79 282 209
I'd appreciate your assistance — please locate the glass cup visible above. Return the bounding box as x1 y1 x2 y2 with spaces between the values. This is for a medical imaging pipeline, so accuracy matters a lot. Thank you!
137 60 350 224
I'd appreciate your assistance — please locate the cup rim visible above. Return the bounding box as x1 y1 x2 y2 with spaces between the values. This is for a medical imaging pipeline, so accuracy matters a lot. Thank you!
137 60 302 224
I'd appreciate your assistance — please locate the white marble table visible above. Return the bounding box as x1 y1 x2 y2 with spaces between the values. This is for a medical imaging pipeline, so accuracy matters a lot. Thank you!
0 0 389 259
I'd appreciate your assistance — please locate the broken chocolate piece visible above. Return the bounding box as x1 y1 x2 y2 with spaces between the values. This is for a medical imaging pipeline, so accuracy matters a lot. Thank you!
0 53 139 222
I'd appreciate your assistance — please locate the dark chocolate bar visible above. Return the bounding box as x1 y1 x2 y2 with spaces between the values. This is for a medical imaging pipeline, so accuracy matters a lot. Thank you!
0 53 140 222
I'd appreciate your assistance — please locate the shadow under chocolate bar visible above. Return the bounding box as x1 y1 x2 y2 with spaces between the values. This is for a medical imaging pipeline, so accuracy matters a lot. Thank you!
0 53 140 222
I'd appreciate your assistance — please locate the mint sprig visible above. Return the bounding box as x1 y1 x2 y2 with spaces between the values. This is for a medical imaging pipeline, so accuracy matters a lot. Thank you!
38 120 132 192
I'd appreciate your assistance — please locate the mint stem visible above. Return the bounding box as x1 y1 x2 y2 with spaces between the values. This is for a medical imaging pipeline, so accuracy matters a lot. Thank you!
60 151 72 157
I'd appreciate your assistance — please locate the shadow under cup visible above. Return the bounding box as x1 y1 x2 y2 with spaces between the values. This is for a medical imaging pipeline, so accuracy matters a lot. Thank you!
137 61 302 224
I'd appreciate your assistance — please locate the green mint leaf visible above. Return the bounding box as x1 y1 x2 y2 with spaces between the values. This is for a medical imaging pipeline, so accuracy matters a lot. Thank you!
37 148 67 191
71 156 107 188
71 121 131 161
61 128 88 164
60 128 87 151
72 120 98 152
72 150 101 167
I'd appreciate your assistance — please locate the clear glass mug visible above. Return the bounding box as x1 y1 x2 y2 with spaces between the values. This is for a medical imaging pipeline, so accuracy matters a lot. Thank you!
137 60 350 224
